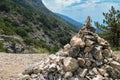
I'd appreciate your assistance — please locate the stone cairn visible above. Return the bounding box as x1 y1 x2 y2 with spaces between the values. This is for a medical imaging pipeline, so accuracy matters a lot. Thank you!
19 16 120 80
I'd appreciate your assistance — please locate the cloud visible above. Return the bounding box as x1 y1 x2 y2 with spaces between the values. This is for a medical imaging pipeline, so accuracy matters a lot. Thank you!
55 0 81 7
42 0 81 12
69 0 101 8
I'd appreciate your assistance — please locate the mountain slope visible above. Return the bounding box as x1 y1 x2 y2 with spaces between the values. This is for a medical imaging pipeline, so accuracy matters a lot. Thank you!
0 0 78 53
56 13 83 28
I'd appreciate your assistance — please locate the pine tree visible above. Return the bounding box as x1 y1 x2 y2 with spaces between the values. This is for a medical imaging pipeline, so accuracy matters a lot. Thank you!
95 6 120 49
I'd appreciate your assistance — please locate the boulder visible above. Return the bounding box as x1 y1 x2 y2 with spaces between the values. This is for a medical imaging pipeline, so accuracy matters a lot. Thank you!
31 74 38 78
69 47 80 58
63 44 71 51
107 63 120 79
95 61 103 66
14 43 24 53
92 75 104 80
20 75 31 80
56 49 69 57
93 51 103 61
110 61 120 68
92 46 103 61
80 69 88 78
64 72 73 79
63 57 78 72
70 36 85 48
48 63 57 72
88 70 94 76
39 74 46 80
70 78 80 80
104 73 109 77
102 49 110 57
98 68 106 76
84 35 95 40
86 60 92 67
92 68 99 75
85 39 94 47
86 26 96 33
78 58 85 67
84 46 93 53
22 65 35 75
97 37 109 46
32 65 41 74
103 59 108 64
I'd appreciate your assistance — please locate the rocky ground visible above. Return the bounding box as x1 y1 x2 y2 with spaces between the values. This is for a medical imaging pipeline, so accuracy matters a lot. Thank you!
0 52 119 80
0 53 48 80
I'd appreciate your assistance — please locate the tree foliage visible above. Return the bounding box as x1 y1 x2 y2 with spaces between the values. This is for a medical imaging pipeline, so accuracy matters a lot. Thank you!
95 6 120 49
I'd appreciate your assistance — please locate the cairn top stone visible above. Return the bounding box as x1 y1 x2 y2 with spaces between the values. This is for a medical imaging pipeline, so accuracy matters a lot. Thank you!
82 16 96 33
86 16 92 27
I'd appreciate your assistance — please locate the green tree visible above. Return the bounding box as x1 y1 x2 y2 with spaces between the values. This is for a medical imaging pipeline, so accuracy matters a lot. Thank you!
95 6 120 49
15 28 28 37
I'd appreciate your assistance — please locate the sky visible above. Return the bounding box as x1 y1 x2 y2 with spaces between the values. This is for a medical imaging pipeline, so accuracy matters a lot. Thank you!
42 0 120 24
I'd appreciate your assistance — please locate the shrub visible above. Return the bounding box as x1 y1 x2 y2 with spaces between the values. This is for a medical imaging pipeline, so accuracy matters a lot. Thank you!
0 18 15 35
49 46 59 54
36 47 49 53
0 41 5 52
112 47 120 51
0 4 10 12
24 26 33 32
24 37 34 45
15 28 28 37
33 39 48 48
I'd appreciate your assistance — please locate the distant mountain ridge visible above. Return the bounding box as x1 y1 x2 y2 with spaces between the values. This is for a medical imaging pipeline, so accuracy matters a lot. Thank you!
56 13 83 28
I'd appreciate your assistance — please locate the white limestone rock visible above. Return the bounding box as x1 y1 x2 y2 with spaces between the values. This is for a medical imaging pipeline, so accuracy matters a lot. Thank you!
78 58 85 67
64 72 73 79
63 57 78 72
63 44 71 51
70 36 85 48
110 61 120 68
80 69 88 78
20 75 31 80
85 39 94 47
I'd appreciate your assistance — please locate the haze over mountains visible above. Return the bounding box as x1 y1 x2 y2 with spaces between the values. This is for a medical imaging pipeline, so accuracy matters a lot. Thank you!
0 0 80 53
56 13 83 28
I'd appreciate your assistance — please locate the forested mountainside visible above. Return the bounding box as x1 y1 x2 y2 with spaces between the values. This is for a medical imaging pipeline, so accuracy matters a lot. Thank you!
0 0 79 53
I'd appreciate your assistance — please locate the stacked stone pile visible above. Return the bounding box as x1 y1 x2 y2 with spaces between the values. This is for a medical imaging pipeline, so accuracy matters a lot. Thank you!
19 16 120 80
